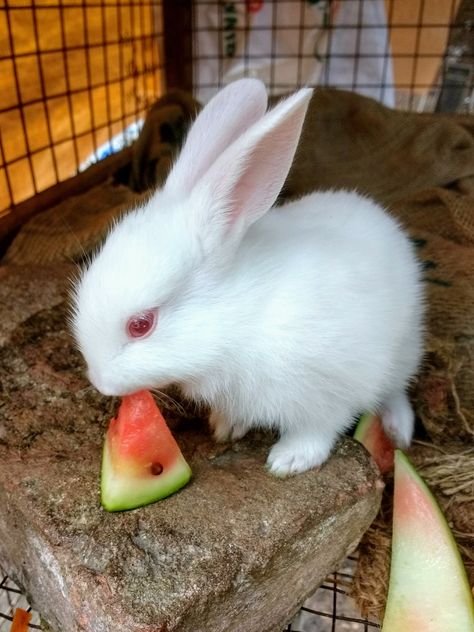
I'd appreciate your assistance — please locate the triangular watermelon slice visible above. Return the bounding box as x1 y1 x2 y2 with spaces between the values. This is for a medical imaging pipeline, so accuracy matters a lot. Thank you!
353 413 395 474
382 450 474 631
101 390 192 511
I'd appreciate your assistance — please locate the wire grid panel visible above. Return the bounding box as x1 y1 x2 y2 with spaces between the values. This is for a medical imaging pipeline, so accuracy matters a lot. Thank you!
287 558 380 632
0 0 165 214
1 557 380 631
0 572 41 631
191 0 473 112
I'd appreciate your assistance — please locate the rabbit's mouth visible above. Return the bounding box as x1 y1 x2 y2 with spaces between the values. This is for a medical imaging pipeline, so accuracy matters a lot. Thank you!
87 367 130 398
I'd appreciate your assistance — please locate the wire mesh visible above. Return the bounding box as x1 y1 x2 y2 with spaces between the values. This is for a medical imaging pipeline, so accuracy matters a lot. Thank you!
0 571 41 631
191 0 473 110
0 0 165 214
0 3 472 626
0 556 380 631
1 0 473 223
286 557 380 632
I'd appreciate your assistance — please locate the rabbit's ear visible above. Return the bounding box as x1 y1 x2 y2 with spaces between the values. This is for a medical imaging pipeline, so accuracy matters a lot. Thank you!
193 88 312 250
165 79 268 195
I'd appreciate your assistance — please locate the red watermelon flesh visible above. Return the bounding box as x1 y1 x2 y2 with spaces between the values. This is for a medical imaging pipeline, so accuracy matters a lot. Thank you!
382 451 474 631
353 413 395 474
101 390 192 511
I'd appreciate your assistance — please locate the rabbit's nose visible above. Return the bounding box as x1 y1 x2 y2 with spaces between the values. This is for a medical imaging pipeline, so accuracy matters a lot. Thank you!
87 367 117 397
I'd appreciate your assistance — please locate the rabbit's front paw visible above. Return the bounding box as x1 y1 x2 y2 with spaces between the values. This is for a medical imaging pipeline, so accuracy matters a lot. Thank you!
266 433 332 477
209 410 248 443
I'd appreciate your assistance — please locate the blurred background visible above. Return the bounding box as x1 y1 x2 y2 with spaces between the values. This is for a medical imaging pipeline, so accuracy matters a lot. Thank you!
1 0 472 225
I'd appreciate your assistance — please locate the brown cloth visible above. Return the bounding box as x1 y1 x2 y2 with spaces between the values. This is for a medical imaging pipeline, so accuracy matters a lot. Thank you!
281 91 474 619
10 87 474 442
282 90 474 446
4 89 474 618
3 182 143 265
393 184 474 446
281 89 474 207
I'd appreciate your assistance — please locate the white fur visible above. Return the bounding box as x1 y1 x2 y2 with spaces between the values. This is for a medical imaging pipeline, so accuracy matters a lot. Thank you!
72 79 424 476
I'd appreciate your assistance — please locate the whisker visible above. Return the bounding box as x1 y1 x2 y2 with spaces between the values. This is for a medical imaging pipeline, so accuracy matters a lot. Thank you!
150 388 188 418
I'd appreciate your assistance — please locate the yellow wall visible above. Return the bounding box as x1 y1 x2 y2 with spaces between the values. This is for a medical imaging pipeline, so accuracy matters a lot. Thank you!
0 1 164 213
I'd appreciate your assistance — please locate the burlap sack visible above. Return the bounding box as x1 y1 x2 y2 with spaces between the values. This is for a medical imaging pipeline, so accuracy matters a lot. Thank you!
6 88 474 264
3 87 474 621
281 89 474 443
281 88 474 207
3 182 143 265
6 89 474 442
391 184 474 445
128 89 200 192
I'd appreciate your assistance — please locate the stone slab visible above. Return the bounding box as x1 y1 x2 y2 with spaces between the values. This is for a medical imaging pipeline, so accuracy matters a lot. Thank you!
0 265 382 632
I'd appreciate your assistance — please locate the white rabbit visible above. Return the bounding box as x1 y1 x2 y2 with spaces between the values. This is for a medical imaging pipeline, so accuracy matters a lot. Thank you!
72 78 424 476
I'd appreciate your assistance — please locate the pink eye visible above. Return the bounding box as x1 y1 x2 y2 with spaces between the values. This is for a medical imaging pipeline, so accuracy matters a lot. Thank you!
126 309 157 339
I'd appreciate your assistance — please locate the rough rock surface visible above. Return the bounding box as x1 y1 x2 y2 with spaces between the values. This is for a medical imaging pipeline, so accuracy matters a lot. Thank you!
0 265 383 632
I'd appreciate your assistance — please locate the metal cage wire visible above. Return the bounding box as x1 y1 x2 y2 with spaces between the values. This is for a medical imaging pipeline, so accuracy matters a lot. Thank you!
0 0 165 214
0 0 473 629
1 0 473 221
0 557 380 631
190 0 473 105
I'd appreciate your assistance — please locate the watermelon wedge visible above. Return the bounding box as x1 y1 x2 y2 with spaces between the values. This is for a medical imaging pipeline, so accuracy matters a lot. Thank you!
382 450 474 631
101 390 192 511
353 413 395 474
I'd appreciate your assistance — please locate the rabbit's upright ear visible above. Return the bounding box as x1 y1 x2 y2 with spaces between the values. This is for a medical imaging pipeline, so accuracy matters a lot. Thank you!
192 88 312 251
165 79 268 195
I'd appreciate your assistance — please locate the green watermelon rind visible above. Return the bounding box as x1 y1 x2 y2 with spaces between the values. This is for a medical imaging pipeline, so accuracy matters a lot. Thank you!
101 441 192 512
353 413 373 442
382 450 474 631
